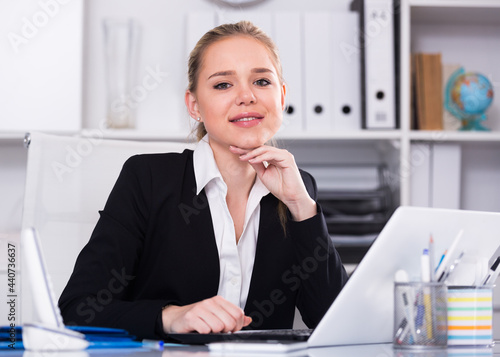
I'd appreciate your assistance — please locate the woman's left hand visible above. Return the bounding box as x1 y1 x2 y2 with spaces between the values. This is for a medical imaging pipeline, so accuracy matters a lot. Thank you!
229 145 316 221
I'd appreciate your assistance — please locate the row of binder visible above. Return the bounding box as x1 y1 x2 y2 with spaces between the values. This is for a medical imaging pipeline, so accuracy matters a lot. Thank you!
186 1 397 133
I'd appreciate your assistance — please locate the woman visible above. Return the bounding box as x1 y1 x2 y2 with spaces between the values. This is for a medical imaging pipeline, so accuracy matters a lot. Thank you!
59 21 347 340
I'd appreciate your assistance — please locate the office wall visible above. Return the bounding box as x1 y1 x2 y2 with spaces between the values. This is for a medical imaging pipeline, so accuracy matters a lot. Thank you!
82 0 355 133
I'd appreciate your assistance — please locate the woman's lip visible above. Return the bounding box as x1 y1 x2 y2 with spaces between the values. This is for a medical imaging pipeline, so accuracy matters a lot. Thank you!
229 112 264 122
230 117 263 128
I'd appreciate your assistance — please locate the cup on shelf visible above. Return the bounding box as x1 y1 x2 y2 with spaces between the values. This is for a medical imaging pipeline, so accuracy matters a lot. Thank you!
393 282 448 349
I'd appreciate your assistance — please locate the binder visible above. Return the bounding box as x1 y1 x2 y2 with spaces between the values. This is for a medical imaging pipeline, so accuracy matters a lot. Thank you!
431 144 461 209
410 142 432 207
361 0 396 129
410 143 461 209
331 12 361 131
304 12 333 132
274 12 304 134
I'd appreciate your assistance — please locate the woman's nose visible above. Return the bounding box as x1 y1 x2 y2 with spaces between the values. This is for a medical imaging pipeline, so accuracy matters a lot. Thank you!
235 85 256 105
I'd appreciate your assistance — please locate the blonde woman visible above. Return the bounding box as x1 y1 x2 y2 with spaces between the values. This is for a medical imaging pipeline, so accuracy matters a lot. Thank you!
59 21 347 340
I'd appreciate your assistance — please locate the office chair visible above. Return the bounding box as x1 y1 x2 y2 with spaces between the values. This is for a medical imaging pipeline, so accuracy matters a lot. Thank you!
21 131 194 323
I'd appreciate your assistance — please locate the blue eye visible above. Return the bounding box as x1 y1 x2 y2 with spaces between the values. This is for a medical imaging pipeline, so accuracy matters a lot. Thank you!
254 79 271 87
214 82 231 90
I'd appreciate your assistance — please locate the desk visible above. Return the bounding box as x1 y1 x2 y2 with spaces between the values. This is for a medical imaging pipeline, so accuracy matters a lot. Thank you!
3 343 500 357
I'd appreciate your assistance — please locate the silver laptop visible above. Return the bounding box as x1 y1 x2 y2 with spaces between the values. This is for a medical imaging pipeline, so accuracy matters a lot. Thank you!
171 206 500 349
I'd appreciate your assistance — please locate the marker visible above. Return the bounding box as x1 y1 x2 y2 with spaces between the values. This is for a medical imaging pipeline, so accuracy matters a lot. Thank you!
421 249 433 339
142 339 164 350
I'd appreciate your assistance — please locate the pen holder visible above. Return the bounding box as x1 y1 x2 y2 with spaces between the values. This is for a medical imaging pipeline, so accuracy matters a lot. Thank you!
447 285 493 347
394 282 448 349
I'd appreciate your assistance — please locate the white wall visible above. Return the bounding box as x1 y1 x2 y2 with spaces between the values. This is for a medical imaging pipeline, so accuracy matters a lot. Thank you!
82 0 355 133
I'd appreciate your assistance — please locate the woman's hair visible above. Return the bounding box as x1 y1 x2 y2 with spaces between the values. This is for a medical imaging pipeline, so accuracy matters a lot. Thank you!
187 21 288 234
187 20 284 141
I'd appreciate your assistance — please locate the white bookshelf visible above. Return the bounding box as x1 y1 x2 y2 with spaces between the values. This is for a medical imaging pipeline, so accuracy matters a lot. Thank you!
399 0 500 208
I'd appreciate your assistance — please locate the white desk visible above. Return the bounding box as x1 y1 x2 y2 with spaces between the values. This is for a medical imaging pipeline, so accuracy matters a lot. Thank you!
4 343 500 357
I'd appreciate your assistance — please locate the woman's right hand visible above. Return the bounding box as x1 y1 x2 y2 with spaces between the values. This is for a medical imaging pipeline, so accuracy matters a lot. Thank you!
162 296 252 334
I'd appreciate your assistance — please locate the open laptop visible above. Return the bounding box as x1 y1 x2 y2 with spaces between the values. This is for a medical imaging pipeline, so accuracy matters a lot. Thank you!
167 206 500 348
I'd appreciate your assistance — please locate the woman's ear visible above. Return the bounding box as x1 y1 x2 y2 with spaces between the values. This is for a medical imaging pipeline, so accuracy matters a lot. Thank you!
185 90 200 119
281 82 287 111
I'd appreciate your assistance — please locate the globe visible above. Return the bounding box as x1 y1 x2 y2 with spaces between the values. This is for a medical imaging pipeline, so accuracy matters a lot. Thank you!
444 68 494 131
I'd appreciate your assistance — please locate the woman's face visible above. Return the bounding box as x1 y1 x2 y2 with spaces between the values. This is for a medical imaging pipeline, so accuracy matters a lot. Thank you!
186 35 285 151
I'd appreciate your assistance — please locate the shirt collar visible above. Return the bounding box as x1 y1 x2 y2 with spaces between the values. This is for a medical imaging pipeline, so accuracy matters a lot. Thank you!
193 135 223 195
193 135 270 198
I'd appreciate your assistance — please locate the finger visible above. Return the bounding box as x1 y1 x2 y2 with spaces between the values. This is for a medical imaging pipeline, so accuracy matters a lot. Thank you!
180 308 214 334
230 145 275 159
228 145 253 155
247 152 289 168
210 297 248 332
243 316 253 327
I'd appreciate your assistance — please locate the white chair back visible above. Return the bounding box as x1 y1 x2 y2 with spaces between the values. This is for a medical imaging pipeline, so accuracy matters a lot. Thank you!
21 131 194 323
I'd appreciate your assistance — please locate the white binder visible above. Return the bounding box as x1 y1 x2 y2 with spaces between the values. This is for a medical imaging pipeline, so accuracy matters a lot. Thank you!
362 0 396 129
431 144 461 209
331 12 361 131
410 143 462 209
410 142 432 207
274 12 304 134
304 12 333 132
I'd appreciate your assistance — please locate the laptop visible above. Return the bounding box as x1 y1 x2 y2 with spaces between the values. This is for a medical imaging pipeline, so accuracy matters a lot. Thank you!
167 206 500 348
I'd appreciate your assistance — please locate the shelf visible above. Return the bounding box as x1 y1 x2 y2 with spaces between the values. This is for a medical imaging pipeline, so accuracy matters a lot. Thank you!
84 129 404 142
276 130 401 141
409 0 500 8
411 3 500 26
409 130 500 142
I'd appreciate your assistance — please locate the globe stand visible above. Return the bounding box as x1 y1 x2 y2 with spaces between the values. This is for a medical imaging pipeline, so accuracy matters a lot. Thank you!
459 115 490 131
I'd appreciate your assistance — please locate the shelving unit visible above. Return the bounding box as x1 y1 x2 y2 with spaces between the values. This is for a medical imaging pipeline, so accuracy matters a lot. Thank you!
399 0 500 209
3 0 499 226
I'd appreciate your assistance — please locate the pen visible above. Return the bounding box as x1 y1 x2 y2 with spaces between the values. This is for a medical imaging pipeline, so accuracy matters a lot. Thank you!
436 229 464 282
394 270 417 343
482 244 500 285
429 235 435 281
421 248 433 339
435 250 447 274
482 256 500 285
142 339 164 350
441 250 465 283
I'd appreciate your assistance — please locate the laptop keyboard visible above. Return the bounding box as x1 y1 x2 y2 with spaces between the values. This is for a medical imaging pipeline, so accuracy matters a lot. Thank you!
234 329 313 338
167 329 313 344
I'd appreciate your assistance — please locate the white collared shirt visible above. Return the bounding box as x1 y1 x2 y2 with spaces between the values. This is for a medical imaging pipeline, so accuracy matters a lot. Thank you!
193 135 270 309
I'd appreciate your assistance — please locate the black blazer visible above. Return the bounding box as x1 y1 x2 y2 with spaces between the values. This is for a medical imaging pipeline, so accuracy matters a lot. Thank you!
59 150 347 340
